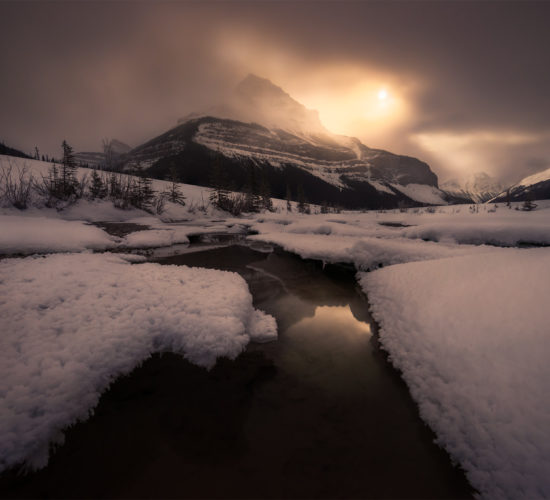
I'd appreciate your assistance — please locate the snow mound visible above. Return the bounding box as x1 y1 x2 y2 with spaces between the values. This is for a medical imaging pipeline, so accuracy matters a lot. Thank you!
0 253 276 472
360 249 550 499
122 229 190 248
400 220 550 246
0 215 117 254
248 232 494 270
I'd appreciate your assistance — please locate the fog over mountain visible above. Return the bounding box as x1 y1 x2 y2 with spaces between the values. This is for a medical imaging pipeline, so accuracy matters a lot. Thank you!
1 2 549 184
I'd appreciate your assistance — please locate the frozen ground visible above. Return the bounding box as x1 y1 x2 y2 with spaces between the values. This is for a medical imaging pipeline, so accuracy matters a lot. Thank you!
1 155 550 498
0 252 276 472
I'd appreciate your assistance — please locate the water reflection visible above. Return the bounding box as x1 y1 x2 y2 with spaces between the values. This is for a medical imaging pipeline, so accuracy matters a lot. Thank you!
281 305 372 393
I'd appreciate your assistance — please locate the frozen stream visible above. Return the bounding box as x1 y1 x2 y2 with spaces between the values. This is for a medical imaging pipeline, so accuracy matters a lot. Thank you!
0 243 473 498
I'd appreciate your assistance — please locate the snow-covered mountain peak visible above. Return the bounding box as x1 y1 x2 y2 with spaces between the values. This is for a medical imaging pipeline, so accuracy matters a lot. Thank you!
441 171 504 203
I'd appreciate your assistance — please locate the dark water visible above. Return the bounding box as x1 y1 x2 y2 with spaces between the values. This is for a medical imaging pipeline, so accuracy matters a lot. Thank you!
0 244 473 499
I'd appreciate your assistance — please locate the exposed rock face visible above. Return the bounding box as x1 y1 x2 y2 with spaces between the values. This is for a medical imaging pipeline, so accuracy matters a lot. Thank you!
123 75 443 208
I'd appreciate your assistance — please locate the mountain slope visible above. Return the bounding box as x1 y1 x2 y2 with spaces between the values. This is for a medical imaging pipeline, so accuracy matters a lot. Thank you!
122 75 444 209
491 167 550 203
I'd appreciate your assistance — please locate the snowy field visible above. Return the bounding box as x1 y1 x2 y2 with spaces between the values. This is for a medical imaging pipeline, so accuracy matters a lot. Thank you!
1 155 550 498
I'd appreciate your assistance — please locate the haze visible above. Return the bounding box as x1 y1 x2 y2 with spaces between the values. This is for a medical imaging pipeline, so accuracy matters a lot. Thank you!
1 1 549 184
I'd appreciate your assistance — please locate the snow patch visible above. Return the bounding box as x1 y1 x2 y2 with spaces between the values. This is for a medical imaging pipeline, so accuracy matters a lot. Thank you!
0 253 276 472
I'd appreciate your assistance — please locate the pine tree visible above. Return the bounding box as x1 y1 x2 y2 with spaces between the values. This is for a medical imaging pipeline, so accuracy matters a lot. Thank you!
90 169 106 198
165 167 186 205
60 140 78 198
136 174 155 210
34 147 39 160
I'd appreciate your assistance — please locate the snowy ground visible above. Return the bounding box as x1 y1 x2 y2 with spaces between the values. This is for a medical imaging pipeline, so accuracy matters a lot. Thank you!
1 155 550 498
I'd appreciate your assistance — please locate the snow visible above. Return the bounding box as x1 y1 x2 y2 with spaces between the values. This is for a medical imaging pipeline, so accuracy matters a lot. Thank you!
122 229 190 249
369 180 394 194
400 219 550 246
0 215 118 254
2 153 550 496
390 182 448 205
0 252 276 472
360 249 550 499
248 232 494 270
516 166 550 187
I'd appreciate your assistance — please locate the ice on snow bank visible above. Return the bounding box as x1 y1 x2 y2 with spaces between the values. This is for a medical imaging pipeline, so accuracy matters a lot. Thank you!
0 215 117 254
360 249 550 499
0 253 276 472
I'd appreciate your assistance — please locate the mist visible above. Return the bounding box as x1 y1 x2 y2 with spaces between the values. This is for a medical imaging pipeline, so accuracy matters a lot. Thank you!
1 1 549 184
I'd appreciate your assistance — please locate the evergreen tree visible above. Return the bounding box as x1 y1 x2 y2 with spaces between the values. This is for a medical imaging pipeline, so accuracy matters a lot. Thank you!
34 147 39 160
135 174 155 210
60 140 78 197
165 167 186 205
90 169 106 198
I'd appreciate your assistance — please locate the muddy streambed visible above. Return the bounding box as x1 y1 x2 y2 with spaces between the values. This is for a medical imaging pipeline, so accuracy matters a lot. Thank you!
0 241 473 499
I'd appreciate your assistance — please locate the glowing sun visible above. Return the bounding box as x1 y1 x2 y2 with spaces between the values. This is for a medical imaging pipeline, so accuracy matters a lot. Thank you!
378 88 388 101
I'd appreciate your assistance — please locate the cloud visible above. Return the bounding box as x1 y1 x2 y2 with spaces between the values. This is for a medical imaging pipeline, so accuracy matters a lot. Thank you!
1 1 549 182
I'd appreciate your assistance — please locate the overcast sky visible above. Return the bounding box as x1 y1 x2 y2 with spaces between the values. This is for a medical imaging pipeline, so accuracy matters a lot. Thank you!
1 1 549 183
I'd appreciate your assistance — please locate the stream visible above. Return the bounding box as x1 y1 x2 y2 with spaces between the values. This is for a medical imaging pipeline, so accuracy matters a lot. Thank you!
0 240 473 498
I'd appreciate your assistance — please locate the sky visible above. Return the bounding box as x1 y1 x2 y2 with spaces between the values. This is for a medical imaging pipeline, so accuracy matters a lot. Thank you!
1 1 549 184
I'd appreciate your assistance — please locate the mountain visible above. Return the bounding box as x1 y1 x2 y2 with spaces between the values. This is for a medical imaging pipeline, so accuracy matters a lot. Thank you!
75 139 131 167
441 172 505 203
122 75 446 209
491 167 550 203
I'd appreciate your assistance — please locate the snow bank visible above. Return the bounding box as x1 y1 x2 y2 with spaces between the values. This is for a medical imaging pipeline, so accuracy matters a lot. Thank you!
0 253 276 472
360 249 550 499
122 229 190 248
0 215 117 254
400 220 550 246
248 232 494 270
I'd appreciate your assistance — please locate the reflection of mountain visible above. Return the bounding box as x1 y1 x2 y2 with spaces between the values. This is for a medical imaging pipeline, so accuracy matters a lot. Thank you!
122 75 448 209
247 251 373 331
491 167 550 203
441 172 505 203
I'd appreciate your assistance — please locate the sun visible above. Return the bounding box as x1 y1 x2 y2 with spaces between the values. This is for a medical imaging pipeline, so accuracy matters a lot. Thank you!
377 88 388 101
